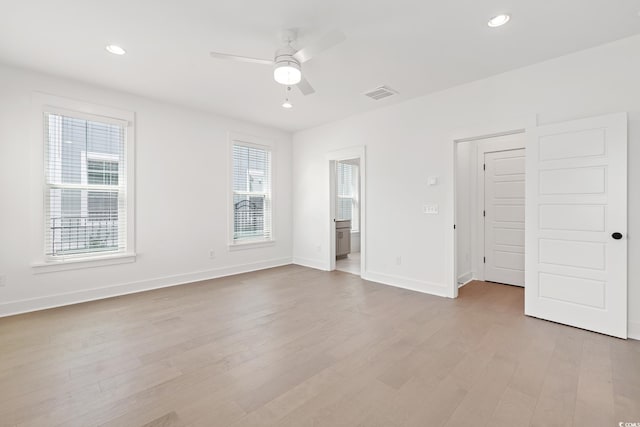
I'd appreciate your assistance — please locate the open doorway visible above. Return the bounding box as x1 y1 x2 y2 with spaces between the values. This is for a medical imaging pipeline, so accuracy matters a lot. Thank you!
327 146 366 276
454 131 526 289
335 159 360 275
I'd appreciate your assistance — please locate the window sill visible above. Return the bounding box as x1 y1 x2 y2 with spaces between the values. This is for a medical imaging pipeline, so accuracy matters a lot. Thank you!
228 240 276 251
32 252 136 274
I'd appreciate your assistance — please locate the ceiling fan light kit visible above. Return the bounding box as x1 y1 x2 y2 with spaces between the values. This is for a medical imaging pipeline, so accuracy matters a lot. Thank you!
273 62 301 85
273 46 302 85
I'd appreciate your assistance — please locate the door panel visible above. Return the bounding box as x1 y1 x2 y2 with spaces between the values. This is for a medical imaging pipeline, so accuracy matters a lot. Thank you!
484 149 526 286
538 239 605 269
538 128 605 160
495 181 525 198
494 228 525 246
494 250 525 270
525 113 627 338
538 273 606 309
539 167 606 194
495 156 526 175
494 205 525 222
539 204 605 231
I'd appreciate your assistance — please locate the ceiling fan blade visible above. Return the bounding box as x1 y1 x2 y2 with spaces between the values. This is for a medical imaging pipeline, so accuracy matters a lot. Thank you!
209 51 273 66
296 77 315 96
293 30 346 63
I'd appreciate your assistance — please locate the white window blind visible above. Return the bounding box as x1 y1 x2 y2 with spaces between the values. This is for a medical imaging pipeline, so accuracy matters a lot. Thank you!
232 143 272 242
44 111 128 258
336 161 359 231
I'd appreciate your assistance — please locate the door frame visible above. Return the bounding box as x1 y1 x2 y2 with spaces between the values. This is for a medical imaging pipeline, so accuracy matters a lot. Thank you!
327 146 366 275
449 118 534 298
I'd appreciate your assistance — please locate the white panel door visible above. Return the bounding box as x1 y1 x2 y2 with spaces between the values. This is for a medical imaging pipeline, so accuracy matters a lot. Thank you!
484 149 526 286
525 113 627 338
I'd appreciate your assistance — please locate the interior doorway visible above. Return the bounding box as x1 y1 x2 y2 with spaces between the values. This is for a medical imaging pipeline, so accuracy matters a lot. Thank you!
454 132 526 288
335 159 361 275
327 146 366 276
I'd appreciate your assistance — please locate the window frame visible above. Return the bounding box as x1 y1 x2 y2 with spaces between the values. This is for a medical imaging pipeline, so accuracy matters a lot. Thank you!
228 134 276 249
31 94 136 273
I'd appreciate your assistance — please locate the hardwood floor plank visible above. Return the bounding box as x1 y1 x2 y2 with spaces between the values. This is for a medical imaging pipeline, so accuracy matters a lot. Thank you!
139 411 181 427
573 336 616 427
529 330 584 427
0 267 637 427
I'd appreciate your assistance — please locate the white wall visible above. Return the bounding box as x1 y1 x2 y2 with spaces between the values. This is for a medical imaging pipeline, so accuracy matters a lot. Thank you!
455 141 472 284
0 64 293 316
292 35 640 338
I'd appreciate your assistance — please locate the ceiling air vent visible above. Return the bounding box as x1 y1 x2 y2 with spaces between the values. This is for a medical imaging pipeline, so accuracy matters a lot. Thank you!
363 85 398 101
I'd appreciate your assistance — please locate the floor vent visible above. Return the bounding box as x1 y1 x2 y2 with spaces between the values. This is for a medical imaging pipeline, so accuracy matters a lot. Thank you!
363 85 398 100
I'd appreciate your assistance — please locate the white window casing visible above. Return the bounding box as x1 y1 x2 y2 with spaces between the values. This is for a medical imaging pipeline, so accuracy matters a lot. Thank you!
32 96 135 272
230 137 274 247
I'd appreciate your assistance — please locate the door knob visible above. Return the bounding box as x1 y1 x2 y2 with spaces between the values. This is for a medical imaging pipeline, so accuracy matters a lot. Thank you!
612 232 623 240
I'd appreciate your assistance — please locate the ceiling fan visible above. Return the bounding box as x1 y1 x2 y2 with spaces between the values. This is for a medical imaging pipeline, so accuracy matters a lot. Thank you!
209 29 346 96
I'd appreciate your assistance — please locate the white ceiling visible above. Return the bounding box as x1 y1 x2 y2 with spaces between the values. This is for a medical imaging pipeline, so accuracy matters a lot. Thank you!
1 0 639 132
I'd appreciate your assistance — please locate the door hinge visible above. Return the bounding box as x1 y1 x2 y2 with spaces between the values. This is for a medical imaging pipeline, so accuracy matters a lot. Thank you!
453 224 456 230
483 257 486 264
483 163 486 171
483 210 486 217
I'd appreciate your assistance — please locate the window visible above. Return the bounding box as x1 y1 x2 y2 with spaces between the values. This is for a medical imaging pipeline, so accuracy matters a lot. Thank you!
44 111 129 258
88 160 119 185
232 143 272 243
336 161 359 231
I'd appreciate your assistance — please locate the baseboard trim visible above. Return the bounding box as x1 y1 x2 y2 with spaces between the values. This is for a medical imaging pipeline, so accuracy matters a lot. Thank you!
0 257 293 318
457 272 473 288
362 271 450 298
629 321 640 340
292 256 330 271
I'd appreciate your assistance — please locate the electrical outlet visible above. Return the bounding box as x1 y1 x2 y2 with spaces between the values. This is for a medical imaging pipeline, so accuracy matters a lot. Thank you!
0 275 6 287
209 250 216 259
396 256 402 266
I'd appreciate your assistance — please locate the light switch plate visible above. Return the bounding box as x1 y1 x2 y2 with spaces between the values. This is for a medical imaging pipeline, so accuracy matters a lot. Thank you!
423 203 439 214
428 176 438 186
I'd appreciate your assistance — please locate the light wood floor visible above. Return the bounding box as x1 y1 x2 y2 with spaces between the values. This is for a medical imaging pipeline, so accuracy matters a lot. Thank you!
1 266 639 427
336 252 360 275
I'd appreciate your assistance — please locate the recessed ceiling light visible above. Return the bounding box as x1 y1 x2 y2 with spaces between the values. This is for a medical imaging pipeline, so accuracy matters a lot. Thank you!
105 44 126 55
487 14 511 27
